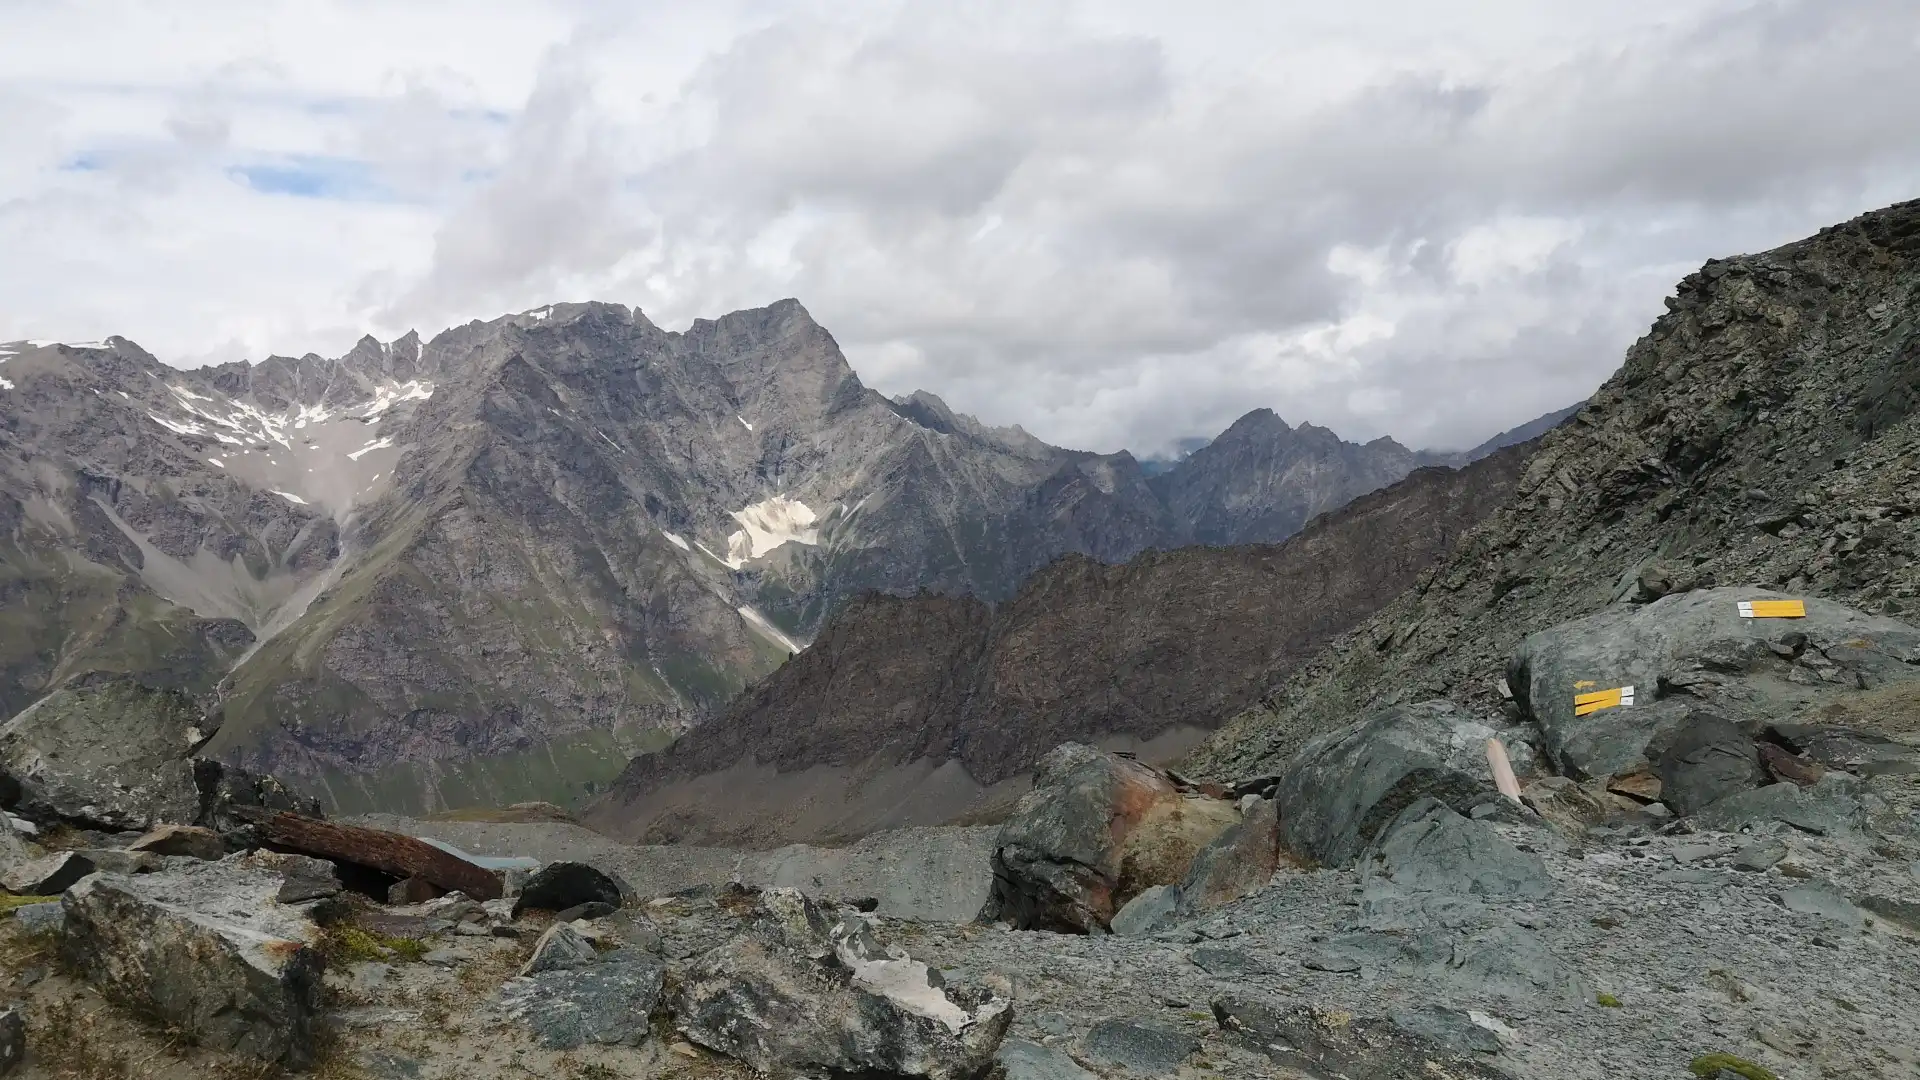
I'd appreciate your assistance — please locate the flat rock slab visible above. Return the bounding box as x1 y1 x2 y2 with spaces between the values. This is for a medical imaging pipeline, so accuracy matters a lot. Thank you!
129 824 226 861
496 953 665 1049
243 811 504 900
1081 1019 1199 1075
1 851 94 896
996 1038 1098 1080
61 862 325 1068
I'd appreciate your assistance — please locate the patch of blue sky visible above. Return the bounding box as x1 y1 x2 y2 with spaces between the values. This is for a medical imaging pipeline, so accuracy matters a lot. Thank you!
227 155 394 201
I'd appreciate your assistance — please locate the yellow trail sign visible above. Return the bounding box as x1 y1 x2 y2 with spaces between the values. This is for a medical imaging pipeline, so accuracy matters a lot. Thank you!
1738 599 1806 619
1573 685 1635 716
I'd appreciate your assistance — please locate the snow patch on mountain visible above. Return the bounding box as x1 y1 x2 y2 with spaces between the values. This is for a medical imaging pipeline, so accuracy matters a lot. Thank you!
724 495 820 567
347 436 394 461
357 380 434 419
660 530 691 552
738 605 802 653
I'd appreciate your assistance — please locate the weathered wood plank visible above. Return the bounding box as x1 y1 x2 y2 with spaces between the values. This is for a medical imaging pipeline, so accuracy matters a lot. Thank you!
237 809 504 900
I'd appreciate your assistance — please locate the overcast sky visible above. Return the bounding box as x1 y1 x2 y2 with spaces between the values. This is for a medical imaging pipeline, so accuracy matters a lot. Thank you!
4 1 1919 454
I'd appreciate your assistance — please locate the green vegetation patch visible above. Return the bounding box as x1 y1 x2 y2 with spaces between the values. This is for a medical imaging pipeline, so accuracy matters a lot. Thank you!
1688 1054 1777 1080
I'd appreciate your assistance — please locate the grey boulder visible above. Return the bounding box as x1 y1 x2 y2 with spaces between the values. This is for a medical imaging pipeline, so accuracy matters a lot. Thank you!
1275 700 1514 867
61 862 325 1068
1176 796 1281 913
1508 588 1920 780
1653 710 1765 816
1691 774 1867 837
520 922 600 976
0 678 203 832
511 861 624 918
987 743 1236 932
1110 884 1182 938
675 888 1012 1079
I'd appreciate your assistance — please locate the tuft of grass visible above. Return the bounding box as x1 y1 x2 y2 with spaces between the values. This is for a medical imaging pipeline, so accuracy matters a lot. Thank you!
1688 1053 1777 1079
319 924 429 964
1596 992 1623 1008
0 893 57 918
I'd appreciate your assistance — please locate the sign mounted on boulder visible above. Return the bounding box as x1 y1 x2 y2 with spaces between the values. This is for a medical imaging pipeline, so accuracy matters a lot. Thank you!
1737 599 1806 619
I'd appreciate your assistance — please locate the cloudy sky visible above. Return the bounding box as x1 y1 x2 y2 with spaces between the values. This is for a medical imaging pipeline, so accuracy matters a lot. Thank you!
3 1 1918 455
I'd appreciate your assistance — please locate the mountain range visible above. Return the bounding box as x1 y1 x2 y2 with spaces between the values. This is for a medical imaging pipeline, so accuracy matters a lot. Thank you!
0 302 1572 815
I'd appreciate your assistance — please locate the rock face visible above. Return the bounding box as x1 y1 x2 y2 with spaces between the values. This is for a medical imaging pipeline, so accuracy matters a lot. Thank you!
1196 199 1920 780
0 1007 20 1078
592 442 1533 848
496 949 667 1050
674 888 1012 1079
61 862 325 1068
985 745 1238 932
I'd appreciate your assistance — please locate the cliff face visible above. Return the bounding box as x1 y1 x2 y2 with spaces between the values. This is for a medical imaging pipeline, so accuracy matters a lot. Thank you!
588 442 1533 847
1194 199 1920 780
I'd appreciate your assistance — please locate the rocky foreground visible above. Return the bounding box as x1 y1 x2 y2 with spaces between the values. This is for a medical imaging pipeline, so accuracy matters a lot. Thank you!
2 585 1918 1078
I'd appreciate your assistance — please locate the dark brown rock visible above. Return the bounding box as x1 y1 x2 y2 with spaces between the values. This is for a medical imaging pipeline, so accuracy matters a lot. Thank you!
1177 797 1282 912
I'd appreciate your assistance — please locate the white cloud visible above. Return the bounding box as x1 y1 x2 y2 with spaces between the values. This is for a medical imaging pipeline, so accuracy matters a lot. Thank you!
3 0 1919 453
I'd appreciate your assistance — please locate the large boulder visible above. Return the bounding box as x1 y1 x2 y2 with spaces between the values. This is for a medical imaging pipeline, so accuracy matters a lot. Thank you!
61 862 325 1068
675 888 1012 1079
0 679 203 831
986 744 1238 932
1508 588 1920 781
1275 701 1518 867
